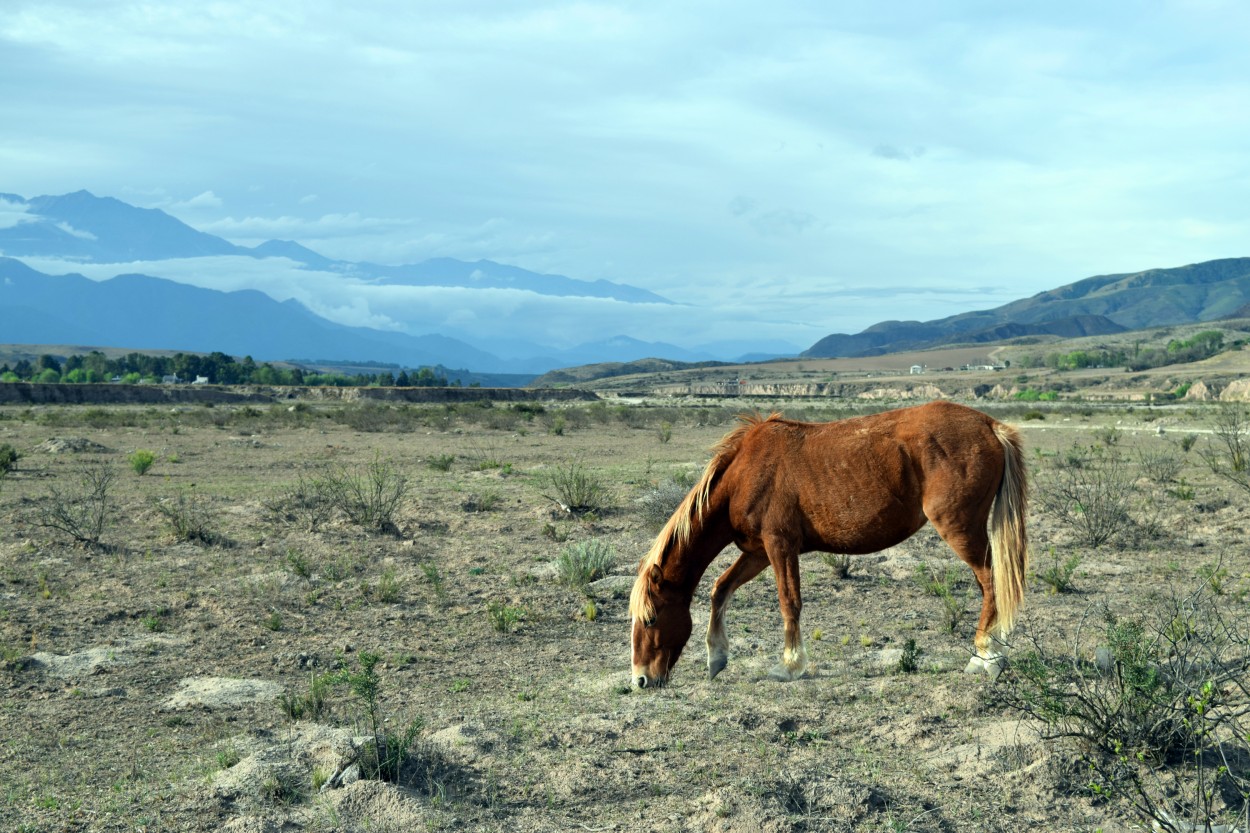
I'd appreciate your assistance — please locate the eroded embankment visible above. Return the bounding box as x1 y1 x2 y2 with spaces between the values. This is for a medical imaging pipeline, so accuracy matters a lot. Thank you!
0 382 598 406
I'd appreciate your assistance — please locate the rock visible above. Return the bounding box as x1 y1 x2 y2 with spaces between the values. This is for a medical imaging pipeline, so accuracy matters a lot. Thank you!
164 677 283 710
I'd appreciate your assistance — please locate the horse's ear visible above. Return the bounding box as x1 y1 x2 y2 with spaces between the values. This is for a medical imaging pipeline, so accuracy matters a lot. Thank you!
647 563 663 589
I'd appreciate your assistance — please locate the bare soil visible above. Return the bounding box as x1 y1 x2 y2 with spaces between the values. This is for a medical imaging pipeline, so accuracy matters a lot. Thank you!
0 398 1246 832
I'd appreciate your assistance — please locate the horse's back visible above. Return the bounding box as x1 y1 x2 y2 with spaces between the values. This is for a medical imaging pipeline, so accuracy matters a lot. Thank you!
722 401 1007 554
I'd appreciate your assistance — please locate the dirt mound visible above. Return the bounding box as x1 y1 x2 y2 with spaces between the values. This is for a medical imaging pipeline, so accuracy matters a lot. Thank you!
35 436 113 454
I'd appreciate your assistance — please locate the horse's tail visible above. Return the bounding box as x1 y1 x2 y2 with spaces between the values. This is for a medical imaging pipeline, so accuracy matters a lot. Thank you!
629 414 768 623
990 422 1029 638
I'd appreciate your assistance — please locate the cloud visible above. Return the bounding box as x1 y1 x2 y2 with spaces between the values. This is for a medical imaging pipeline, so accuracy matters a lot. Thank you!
171 190 223 210
0 199 32 229
55 221 96 240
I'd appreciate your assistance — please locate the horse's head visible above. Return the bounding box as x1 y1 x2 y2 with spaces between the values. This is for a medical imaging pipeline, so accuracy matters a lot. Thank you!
630 563 692 688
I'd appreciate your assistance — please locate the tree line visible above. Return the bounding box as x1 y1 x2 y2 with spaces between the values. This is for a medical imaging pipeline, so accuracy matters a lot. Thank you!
1015 330 1234 372
0 351 455 387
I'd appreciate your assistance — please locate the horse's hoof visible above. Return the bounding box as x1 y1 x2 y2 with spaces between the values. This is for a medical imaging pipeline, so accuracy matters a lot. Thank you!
767 664 807 682
964 654 1006 679
707 656 727 680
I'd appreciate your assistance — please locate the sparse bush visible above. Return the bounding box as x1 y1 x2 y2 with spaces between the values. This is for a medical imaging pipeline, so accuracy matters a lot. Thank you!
1038 443 1136 547
375 566 401 603
1200 404 1250 494
820 552 854 579
1137 445 1183 483
34 462 116 546
264 471 337 532
553 539 617 590
421 563 446 602
636 478 690 532
1095 426 1121 447
657 420 673 444
427 453 455 472
320 453 409 532
128 448 156 476
461 488 501 513
153 488 216 544
997 585 1250 833
543 458 609 516
279 672 332 722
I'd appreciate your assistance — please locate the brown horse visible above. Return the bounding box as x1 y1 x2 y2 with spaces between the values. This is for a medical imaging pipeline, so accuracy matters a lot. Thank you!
629 400 1028 688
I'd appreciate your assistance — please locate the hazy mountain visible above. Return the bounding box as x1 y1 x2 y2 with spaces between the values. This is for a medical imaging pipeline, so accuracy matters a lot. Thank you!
804 258 1250 358
0 190 670 304
0 257 504 371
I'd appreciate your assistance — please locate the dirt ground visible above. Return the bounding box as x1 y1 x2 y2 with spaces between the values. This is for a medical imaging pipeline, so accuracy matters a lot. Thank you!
0 397 1247 832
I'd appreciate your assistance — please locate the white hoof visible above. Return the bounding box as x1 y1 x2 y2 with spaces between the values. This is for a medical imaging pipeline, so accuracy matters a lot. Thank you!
964 653 1006 678
767 663 808 682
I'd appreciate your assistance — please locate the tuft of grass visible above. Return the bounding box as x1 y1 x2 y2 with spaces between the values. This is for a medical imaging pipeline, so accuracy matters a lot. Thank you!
1036 548 1081 595
553 539 617 591
426 454 455 472
487 601 526 634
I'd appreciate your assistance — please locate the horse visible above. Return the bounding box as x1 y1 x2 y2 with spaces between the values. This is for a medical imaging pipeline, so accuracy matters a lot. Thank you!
629 400 1028 688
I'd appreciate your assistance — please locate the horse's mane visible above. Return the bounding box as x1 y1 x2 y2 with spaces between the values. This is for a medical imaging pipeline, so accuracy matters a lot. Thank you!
629 413 778 622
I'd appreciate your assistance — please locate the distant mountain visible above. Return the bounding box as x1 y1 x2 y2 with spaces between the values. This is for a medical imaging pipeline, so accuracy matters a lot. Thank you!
804 258 1250 358
0 190 671 304
0 258 504 371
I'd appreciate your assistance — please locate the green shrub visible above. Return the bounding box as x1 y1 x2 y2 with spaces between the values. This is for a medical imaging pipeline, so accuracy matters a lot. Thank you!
0 443 19 475
128 448 156 476
997 587 1250 833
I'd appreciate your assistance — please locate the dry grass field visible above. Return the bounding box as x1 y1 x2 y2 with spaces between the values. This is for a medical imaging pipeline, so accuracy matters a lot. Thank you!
1 396 1248 832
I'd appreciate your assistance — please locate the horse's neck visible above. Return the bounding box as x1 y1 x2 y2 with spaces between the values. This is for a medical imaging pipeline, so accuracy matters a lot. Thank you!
662 514 734 600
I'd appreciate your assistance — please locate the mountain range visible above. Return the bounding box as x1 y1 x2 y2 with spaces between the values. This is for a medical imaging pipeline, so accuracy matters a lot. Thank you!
0 190 741 374
2 190 1248 374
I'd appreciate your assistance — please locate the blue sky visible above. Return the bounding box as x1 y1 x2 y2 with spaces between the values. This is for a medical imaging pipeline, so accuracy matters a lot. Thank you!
2 1 1248 354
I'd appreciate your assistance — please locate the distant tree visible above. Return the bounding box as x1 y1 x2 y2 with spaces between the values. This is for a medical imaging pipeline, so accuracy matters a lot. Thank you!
394 370 411 387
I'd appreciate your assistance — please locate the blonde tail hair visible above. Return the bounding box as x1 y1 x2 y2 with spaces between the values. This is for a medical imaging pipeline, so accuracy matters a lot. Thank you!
990 422 1028 637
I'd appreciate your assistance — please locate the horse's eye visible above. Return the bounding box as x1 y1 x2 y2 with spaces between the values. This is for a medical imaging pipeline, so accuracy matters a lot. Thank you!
643 616 656 629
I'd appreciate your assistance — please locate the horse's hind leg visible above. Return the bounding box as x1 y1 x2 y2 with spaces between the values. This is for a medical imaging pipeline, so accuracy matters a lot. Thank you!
706 549 769 680
930 520 1006 677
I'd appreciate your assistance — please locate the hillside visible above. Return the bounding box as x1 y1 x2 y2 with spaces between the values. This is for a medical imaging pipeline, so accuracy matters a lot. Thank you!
804 258 1250 358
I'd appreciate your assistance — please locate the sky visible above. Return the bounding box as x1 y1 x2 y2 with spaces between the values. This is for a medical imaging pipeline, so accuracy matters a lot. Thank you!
2 1 1249 355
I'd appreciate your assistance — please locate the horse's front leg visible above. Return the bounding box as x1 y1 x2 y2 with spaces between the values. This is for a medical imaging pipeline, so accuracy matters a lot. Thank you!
766 540 808 681
706 549 769 680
